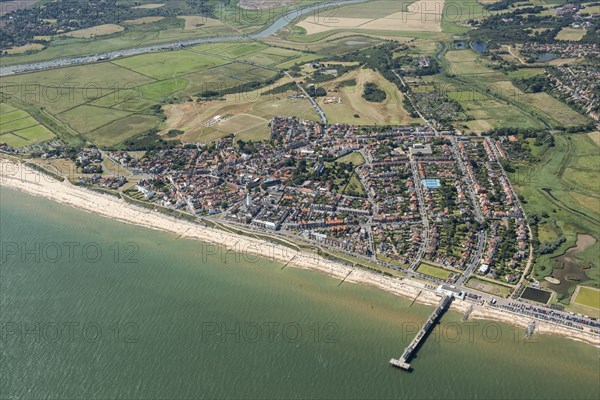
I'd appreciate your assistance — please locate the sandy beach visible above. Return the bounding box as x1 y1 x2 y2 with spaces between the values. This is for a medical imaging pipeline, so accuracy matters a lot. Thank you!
1 158 598 346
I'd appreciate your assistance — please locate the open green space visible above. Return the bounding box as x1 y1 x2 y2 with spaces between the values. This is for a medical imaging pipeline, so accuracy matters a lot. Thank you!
87 115 161 148
466 277 513 298
2 109 30 123
574 286 600 309
0 116 39 134
433 48 590 131
507 134 600 286
416 262 452 280
2 40 315 148
335 151 365 166
112 51 229 80
0 102 56 148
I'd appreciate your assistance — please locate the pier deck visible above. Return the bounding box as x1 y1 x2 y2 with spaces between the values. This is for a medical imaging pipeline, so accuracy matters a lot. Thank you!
390 295 452 371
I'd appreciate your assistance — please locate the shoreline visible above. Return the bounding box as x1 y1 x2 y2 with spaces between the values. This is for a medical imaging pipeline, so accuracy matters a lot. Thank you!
1 159 599 347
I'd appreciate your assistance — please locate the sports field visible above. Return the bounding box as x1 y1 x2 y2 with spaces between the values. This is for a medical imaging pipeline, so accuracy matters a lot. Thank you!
573 286 600 309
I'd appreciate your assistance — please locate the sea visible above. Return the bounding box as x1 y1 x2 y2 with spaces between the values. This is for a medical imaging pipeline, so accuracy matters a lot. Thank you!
1 187 599 399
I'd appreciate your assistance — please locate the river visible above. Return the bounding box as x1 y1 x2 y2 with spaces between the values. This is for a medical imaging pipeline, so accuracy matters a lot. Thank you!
0 0 368 75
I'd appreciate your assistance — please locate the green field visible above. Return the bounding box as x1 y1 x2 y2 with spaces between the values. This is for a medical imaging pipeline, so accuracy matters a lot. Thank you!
0 102 56 148
1 41 315 148
574 286 600 309
508 134 600 285
113 51 229 80
342 173 367 197
416 262 452 280
466 277 513 298
0 16 238 67
433 49 590 131
87 115 161 148
335 151 365 166
0 116 39 134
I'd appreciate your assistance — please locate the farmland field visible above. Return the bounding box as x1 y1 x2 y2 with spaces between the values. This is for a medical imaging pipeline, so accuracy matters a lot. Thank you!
1 41 316 147
5 43 45 55
87 115 161 148
555 28 586 41
112 51 229 80
295 0 444 35
62 24 125 39
432 49 590 131
0 102 56 148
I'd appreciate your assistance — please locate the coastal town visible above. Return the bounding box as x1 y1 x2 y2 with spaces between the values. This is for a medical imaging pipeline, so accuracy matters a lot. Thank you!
4 113 598 339
8 118 529 282
1 0 600 396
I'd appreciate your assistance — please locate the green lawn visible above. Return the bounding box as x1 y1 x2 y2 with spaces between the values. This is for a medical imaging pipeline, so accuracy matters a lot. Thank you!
343 173 367 197
335 151 365 166
86 114 161 148
58 105 132 133
574 286 600 309
17 124 56 142
2 109 30 123
416 262 452 280
140 78 189 99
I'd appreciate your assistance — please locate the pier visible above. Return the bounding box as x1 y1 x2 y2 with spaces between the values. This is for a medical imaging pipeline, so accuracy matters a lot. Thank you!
390 295 453 371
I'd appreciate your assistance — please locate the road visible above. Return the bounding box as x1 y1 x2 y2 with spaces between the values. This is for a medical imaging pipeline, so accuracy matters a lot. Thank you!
449 135 484 222
284 72 328 124
484 138 535 293
213 216 598 336
408 157 430 270
391 69 434 132
455 230 487 286
507 45 526 65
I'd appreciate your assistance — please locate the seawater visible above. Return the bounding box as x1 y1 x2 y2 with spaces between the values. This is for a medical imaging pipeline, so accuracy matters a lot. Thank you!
1 188 599 399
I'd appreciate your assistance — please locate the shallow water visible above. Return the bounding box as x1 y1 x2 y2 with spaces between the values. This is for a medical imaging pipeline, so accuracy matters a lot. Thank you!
1 188 599 399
